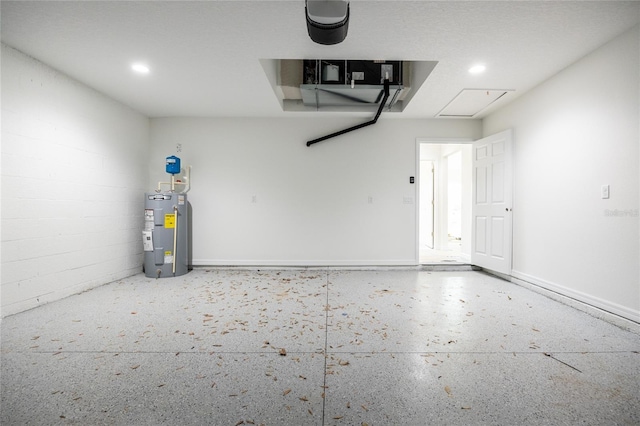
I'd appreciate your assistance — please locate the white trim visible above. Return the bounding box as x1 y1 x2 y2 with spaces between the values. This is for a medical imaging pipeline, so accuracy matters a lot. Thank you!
416 137 473 145
192 259 418 267
192 265 427 272
414 141 421 264
415 138 473 263
510 269 640 329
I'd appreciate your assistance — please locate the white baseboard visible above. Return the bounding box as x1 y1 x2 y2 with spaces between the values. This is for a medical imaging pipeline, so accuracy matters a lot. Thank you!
510 269 640 330
192 259 417 267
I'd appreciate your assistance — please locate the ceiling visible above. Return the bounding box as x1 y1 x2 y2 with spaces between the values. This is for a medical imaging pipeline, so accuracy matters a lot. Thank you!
2 1 639 119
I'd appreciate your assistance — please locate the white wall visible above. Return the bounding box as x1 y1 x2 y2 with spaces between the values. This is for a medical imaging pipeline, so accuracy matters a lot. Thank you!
149 117 481 266
1 45 150 317
483 26 640 322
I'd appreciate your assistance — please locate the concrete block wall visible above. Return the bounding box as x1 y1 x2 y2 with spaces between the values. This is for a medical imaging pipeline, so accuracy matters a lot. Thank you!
1 44 150 317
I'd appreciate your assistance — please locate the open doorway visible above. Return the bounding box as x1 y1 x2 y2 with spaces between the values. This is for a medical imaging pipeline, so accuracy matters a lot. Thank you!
418 142 472 264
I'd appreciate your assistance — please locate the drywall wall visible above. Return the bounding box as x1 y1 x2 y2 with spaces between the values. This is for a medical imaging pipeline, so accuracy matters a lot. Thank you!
149 117 481 266
483 26 640 322
1 45 150 317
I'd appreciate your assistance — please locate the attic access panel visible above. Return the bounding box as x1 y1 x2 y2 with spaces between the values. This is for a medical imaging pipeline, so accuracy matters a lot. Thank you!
437 89 512 117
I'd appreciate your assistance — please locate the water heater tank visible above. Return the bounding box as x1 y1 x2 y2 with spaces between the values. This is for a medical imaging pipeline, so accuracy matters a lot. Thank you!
143 192 188 278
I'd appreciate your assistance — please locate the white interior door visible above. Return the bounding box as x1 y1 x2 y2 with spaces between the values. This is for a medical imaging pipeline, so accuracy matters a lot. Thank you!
471 130 513 274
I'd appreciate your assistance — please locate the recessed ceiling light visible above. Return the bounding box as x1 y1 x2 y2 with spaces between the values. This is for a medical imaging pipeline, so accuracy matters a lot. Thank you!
469 64 486 74
131 63 150 74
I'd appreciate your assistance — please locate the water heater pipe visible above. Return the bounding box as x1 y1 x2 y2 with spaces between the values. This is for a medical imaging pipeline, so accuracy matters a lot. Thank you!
172 206 178 275
306 78 390 147
156 165 192 193
183 166 192 193
156 181 171 192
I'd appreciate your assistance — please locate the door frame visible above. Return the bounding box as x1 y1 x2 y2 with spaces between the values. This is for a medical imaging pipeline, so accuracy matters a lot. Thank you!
419 159 435 250
415 138 473 264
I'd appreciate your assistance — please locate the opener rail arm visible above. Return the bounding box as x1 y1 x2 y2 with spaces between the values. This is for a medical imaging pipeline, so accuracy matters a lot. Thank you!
306 79 390 147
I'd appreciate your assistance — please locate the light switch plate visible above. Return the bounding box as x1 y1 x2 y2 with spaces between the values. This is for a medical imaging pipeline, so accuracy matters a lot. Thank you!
601 185 610 199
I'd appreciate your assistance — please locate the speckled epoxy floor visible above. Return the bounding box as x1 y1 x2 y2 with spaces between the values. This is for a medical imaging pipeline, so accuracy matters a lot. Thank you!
2 269 639 425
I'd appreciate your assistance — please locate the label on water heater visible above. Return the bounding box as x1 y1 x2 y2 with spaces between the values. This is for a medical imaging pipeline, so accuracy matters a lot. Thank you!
178 195 185 205
164 251 174 264
142 231 154 251
164 214 175 228
149 194 171 201
144 209 155 230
